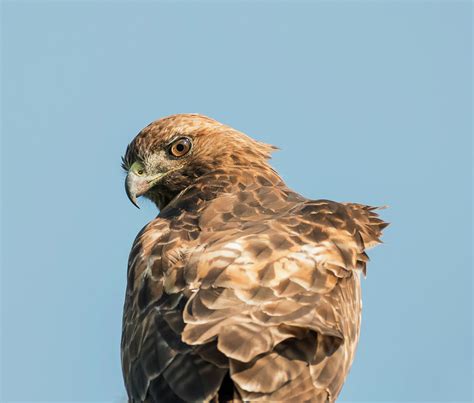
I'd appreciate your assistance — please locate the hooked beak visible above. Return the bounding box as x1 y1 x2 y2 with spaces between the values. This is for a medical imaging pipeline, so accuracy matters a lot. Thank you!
125 171 164 209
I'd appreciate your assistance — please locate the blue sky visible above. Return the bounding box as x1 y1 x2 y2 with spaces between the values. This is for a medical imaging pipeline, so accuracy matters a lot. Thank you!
1 1 472 402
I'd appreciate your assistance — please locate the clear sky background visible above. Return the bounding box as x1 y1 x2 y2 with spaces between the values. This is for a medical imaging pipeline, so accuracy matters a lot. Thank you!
1 1 472 402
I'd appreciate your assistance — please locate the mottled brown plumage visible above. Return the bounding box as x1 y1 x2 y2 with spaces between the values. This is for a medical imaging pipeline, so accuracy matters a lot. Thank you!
121 114 387 402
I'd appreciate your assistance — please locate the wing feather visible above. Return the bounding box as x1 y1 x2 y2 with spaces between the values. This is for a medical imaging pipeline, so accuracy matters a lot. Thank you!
179 200 385 399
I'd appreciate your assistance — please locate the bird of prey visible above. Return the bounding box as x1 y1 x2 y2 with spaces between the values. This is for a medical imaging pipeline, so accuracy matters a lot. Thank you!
121 114 387 403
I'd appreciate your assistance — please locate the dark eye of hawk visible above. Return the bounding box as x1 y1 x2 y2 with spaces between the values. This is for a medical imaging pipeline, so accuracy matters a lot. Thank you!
169 137 192 158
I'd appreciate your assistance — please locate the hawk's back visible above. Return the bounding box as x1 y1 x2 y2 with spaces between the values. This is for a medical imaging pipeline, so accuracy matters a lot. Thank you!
121 167 387 402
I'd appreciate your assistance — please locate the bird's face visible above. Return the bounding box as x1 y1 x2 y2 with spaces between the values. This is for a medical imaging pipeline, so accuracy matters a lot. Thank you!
123 134 195 208
122 114 276 209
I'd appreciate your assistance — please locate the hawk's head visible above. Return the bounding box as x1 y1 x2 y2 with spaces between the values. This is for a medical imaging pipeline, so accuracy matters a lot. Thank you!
122 114 276 209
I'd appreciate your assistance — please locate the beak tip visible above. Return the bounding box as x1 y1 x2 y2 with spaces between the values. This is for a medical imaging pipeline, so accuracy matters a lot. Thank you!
128 193 141 209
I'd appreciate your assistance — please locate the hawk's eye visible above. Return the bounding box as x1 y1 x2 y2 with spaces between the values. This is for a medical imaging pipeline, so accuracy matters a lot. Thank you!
170 138 192 157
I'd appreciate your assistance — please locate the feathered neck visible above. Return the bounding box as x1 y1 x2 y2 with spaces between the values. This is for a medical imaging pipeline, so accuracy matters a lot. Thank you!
157 165 284 216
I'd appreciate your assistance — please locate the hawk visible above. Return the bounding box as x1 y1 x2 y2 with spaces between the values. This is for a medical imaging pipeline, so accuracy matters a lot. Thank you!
121 114 387 402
